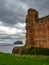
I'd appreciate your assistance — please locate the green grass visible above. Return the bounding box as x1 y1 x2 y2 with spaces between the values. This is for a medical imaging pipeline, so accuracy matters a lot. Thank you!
0 52 49 65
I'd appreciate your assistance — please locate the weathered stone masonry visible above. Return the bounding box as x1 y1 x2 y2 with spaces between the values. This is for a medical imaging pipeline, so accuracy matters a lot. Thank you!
26 8 49 48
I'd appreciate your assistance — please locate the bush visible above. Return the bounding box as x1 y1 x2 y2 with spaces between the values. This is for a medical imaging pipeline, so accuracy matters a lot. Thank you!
21 47 49 55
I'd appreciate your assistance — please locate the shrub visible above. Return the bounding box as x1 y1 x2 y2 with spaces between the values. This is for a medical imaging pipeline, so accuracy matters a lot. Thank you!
21 47 49 55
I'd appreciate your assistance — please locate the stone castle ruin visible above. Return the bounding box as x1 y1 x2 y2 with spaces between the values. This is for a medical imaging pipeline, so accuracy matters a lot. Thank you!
12 8 49 54
26 8 49 48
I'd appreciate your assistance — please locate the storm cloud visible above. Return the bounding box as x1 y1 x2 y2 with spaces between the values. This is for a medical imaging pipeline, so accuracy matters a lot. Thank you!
0 0 49 44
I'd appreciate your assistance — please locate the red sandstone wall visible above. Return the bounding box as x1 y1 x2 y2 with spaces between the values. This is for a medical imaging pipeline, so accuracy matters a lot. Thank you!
26 8 49 48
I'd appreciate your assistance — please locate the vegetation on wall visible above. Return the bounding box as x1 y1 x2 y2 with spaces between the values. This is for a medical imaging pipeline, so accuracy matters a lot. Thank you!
21 47 49 55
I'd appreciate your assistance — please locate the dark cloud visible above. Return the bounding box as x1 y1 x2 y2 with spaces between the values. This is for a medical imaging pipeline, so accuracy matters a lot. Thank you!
0 0 49 43
0 0 26 27
21 0 49 17
0 0 49 26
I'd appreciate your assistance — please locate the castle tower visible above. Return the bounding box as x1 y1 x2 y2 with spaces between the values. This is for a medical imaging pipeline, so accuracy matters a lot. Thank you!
26 8 38 48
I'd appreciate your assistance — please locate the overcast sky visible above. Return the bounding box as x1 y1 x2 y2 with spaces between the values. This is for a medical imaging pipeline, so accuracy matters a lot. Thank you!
0 0 49 44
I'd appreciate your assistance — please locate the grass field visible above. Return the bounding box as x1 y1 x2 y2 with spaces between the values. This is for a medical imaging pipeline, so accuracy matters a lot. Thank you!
0 52 49 65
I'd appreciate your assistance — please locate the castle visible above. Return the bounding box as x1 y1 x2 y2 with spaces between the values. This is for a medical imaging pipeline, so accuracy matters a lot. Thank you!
26 8 49 48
